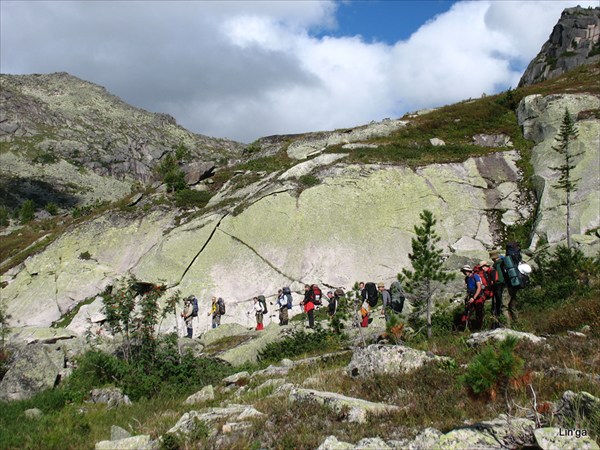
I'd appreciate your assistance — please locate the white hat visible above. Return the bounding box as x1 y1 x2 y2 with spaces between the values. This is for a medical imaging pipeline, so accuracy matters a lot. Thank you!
518 263 532 275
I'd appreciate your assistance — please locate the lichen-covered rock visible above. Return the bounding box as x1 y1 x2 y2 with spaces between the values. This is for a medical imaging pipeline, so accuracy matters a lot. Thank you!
0 344 63 401
167 404 261 437
517 93 600 253
553 391 600 424
534 427 600 450
289 387 400 423
317 436 355 450
467 329 545 346
89 387 132 407
95 435 153 450
472 134 513 148
184 385 215 405
110 425 131 441
346 344 451 378
222 372 250 386
24 408 43 419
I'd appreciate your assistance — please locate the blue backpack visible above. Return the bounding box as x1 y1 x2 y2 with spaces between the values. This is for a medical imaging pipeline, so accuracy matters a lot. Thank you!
191 297 199 317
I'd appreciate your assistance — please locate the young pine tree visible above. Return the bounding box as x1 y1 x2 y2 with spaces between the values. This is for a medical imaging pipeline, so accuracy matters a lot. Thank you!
399 210 454 339
551 108 581 248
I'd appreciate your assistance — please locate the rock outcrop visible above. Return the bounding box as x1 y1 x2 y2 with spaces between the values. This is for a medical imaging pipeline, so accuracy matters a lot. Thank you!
517 93 600 253
519 7 600 87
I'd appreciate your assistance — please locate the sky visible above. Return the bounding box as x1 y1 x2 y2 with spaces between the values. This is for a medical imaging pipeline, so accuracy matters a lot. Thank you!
1 0 597 143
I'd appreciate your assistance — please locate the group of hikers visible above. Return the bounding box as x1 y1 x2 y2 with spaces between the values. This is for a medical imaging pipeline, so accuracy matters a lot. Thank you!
180 242 530 337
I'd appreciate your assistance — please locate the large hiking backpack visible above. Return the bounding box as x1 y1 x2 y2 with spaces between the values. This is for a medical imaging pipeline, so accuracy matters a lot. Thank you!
282 287 293 309
217 298 226 315
312 285 323 305
506 242 522 264
365 282 378 307
503 254 527 289
191 297 199 317
389 281 405 313
472 265 493 299
257 295 268 314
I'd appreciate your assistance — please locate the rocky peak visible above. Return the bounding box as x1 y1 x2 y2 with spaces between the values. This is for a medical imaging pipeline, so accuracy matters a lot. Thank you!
518 6 600 87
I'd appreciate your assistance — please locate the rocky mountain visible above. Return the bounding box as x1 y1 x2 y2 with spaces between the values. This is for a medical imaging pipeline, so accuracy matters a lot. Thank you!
0 72 243 210
519 6 600 87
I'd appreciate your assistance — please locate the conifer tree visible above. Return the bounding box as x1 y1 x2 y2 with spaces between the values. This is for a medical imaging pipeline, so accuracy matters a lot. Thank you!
551 108 581 248
399 210 454 339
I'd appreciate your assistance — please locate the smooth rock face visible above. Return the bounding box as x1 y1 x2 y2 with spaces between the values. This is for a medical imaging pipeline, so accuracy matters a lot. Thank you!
517 94 600 253
346 344 450 378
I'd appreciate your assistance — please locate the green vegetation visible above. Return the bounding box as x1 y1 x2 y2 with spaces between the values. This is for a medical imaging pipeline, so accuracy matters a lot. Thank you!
19 199 35 224
44 202 58 216
399 210 455 339
156 152 186 193
551 108 581 248
78 250 92 260
298 173 320 187
0 206 9 227
174 189 212 209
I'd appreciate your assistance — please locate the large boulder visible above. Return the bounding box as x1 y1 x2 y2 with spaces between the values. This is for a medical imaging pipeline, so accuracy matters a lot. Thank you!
346 344 451 378
467 329 545 346
289 387 401 423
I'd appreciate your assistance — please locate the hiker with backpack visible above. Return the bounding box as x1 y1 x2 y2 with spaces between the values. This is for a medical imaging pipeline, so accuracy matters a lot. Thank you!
489 251 506 327
460 265 485 331
181 295 195 338
326 291 337 317
389 280 406 315
208 296 222 329
253 296 265 331
277 289 290 326
301 284 316 328
378 282 391 322
503 242 528 327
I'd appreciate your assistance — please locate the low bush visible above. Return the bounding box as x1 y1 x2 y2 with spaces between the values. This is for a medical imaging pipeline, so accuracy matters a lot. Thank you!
258 325 343 364
174 189 212 209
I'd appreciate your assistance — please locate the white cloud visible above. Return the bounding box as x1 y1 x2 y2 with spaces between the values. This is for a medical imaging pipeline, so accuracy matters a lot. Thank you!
0 0 597 142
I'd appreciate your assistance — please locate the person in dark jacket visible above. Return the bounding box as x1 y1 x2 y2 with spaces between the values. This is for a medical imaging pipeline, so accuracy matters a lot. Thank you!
378 282 391 322
490 251 506 328
326 291 337 317
301 284 315 328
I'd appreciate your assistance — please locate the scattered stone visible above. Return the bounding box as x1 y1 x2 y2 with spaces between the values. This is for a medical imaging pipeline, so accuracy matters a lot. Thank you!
354 437 391 449
317 435 354 450
280 358 295 367
534 427 599 450
127 193 143 206
184 385 215 405
110 425 131 441
289 387 401 423
429 138 445 147
567 330 587 338
472 134 513 148
222 371 250 386
581 325 591 333
89 387 132 408
167 404 261 436
341 143 379 150
95 435 152 450
251 364 291 378
24 408 43 419
467 328 545 346
544 367 600 383
347 344 451 378
250 378 286 393
238 406 266 420
404 427 443 450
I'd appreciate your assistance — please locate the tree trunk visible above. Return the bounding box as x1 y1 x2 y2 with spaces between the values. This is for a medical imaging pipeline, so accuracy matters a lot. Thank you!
566 189 572 248
426 280 432 339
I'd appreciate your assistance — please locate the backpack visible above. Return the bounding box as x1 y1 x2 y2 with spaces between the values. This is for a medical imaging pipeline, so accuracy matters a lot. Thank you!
472 265 493 299
365 282 378 307
283 287 293 310
217 298 225 315
334 288 345 298
503 254 526 289
506 242 522 264
191 297 199 317
258 295 268 314
312 285 322 305
389 281 405 313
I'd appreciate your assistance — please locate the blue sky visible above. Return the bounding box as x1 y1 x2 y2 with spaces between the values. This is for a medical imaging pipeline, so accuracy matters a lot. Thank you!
332 0 455 43
0 0 596 142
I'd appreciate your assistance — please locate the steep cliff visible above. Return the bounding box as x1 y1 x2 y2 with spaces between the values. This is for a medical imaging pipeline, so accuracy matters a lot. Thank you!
519 7 600 87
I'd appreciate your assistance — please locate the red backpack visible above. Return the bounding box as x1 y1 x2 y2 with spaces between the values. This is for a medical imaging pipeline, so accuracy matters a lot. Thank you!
311 284 322 305
472 265 493 300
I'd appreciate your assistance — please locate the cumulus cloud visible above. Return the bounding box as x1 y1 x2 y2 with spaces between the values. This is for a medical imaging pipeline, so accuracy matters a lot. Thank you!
0 0 596 142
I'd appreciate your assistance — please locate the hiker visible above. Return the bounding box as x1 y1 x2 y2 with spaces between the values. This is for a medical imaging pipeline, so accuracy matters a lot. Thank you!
301 284 316 328
389 280 406 315
181 295 194 338
503 242 524 327
361 282 378 327
460 265 484 331
490 251 506 327
208 296 221 328
277 289 289 325
326 291 337 317
378 282 391 322
253 297 264 330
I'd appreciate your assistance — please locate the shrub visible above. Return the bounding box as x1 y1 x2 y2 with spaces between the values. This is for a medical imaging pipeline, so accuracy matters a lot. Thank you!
174 189 212 209
45 202 58 215
78 251 92 260
460 336 524 400
19 199 35 224
298 174 320 187
258 325 342 363
0 207 9 227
